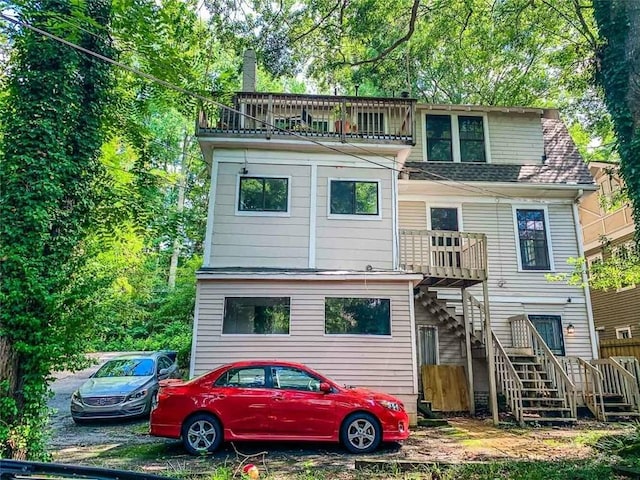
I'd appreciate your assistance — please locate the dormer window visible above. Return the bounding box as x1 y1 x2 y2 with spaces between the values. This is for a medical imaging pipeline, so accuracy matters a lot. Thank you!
425 114 488 163
237 176 290 215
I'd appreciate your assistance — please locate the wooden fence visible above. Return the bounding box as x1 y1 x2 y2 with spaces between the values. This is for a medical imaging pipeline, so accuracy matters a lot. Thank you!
600 338 640 359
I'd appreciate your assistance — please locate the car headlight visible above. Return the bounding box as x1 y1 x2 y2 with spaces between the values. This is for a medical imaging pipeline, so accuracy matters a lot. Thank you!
126 389 148 402
377 400 402 412
71 391 82 403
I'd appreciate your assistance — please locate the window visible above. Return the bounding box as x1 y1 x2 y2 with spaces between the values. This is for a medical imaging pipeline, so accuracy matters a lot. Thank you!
616 327 632 339
157 356 172 372
425 114 487 163
529 315 565 356
515 208 552 270
458 116 486 162
330 180 379 216
357 112 384 135
215 367 267 388
271 366 321 391
325 298 391 335
430 207 461 267
426 115 453 161
430 207 459 231
238 176 288 213
223 297 290 334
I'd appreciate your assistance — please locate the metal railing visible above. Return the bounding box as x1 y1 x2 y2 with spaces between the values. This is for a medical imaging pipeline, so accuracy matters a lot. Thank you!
563 356 606 421
493 331 524 425
399 230 487 281
197 92 416 144
509 314 577 418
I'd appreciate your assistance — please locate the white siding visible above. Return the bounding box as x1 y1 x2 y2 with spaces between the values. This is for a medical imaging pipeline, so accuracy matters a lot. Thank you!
211 160 310 268
399 201 427 229
193 278 418 420
315 166 394 270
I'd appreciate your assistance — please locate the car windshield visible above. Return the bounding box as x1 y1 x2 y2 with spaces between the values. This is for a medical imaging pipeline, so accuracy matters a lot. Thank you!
94 358 155 378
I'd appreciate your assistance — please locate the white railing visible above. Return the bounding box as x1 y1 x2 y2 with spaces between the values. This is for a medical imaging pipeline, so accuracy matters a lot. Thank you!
198 93 416 144
399 230 487 281
509 315 577 419
591 357 640 414
462 291 485 344
492 332 524 425
563 356 606 421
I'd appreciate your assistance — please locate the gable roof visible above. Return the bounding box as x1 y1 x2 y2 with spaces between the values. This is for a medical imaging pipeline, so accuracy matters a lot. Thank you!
405 118 594 185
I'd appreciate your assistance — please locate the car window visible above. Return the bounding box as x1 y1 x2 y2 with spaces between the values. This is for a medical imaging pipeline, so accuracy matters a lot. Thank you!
157 356 172 372
214 367 266 388
94 358 154 378
271 367 321 391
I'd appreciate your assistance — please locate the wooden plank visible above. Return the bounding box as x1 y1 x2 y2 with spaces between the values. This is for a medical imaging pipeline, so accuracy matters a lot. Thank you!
421 365 470 412
601 339 640 360
355 460 489 472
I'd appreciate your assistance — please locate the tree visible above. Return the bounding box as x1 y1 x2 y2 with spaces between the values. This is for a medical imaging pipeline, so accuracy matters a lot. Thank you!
0 0 113 459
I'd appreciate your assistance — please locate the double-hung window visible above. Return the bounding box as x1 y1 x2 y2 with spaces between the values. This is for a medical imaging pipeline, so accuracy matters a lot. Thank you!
329 180 380 216
515 208 552 271
238 176 289 213
425 114 487 163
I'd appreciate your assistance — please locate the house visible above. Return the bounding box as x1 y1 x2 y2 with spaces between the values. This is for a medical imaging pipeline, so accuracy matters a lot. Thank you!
579 162 639 342
189 56 640 425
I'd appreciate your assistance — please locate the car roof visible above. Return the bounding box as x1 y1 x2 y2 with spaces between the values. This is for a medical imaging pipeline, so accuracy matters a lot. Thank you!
106 352 163 361
223 360 312 369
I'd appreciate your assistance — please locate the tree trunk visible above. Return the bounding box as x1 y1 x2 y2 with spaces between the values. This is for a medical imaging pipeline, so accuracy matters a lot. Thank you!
168 132 189 289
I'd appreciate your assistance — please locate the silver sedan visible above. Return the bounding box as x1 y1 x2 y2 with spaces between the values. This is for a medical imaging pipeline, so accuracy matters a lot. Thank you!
71 352 180 423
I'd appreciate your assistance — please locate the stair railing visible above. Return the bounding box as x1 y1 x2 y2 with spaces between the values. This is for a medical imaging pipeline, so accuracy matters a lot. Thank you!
591 357 640 413
492 331 524 425
510 315 577 419
465 293 485 344
562 356 605 421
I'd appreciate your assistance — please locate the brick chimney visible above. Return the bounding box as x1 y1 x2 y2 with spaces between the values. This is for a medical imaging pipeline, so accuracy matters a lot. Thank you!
242 49 257 92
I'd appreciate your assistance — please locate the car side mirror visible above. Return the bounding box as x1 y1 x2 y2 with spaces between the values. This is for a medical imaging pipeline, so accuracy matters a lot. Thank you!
158 368 170 379
319 382 331 393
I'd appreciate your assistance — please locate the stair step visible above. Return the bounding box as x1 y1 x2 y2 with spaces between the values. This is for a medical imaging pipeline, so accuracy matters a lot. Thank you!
522 397 566 403
604 412 640 418
523 416 576 423
522 407 570 412
521 379 553 383
512 362 542 367
521 388 557 392
604 403 633 408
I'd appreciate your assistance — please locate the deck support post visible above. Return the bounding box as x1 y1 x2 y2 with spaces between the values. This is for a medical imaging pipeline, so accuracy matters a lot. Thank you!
461 288 476 415
483 280 499 425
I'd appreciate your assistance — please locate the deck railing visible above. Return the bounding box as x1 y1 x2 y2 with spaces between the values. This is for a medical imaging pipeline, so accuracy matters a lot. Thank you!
197 93 416 144
493 332 524 424
509 315 577 418
591 357 640 414
399 230 487 282
563 356 606 420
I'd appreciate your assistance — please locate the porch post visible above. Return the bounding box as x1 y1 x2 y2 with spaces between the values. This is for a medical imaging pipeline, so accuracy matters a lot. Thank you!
461 288 476 415
483 280 499 425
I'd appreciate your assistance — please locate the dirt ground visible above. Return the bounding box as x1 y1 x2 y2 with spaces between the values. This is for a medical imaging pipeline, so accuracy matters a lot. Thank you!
47 357 634 478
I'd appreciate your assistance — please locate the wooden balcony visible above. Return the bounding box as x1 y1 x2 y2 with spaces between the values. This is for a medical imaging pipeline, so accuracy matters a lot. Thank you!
399 230 487 287
197 92 416 145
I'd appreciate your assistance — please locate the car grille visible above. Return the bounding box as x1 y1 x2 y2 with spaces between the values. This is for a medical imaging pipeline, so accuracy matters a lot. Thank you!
83 396 125 406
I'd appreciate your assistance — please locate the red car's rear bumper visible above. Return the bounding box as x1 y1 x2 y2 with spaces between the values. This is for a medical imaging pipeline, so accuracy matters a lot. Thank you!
149 410 182 439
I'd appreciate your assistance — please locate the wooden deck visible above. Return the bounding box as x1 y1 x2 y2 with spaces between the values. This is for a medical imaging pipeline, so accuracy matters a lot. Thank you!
399 229 487 287
197 92 416 145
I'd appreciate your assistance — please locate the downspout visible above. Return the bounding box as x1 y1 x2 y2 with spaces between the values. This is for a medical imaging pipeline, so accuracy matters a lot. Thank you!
572 188 599 359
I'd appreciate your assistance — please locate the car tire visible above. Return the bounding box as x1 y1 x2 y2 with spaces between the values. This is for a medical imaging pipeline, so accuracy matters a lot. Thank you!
181 413 223 455
340 412 381 454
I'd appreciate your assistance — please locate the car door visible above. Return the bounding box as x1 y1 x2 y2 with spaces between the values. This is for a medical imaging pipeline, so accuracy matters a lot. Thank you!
268 365 336 438
207 366 272 437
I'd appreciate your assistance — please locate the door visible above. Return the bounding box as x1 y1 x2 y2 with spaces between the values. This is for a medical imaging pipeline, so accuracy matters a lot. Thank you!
430 207 461 268
268 365 336 438
209 366 272 436
529 315 565 356
418 325 438 366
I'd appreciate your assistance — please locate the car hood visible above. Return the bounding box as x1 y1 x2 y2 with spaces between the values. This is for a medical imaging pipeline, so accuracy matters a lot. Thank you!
342 386 402 403
79 376 154 396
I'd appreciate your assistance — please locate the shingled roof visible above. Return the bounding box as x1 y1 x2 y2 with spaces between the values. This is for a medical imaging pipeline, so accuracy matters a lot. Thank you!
405 118 594 185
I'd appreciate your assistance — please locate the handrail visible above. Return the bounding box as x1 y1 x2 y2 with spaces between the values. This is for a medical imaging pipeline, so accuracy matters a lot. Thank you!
563 356 605 421
492 331 524 424
525 318 576 390
592 357 640 415
611 357 640 410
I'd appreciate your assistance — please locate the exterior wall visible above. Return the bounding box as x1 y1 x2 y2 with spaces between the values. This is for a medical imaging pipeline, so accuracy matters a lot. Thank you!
315 166 394 270
208 149 395 271
407 111 544 165
592 287 640 341
399 198 595 360
192 278 418 422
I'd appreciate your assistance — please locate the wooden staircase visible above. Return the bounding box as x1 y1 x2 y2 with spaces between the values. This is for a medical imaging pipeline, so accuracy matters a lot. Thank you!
509 354 576 423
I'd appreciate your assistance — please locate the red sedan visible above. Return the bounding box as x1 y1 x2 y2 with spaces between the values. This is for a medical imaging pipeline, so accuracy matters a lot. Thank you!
150 360 409 454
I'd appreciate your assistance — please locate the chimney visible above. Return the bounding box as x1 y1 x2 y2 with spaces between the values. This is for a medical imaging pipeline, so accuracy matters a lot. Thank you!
242 49 257 92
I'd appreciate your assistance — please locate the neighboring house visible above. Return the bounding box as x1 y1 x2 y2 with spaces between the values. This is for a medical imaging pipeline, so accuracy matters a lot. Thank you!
579 162 639 342
189 57 636 425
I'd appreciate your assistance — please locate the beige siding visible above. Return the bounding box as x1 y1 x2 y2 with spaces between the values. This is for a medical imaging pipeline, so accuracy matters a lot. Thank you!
211 160 310 268
399 201 427 229
193 278 418 419
592 288 640 341
407 111 544 165
315 167 394 270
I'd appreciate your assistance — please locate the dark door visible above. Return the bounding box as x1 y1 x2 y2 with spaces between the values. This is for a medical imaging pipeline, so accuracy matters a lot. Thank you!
529 315 565 356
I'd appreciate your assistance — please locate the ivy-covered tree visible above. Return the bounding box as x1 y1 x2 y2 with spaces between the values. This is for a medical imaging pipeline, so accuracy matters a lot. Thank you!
0 0 113 459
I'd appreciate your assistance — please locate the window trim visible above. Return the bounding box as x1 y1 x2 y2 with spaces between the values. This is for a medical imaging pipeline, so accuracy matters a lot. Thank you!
616 326 632 339
512 205 555 272
235 174 292 217
422 112 491 164
323 296 393 337
327 178 382 220
221 296 292 336
426 204 464 231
